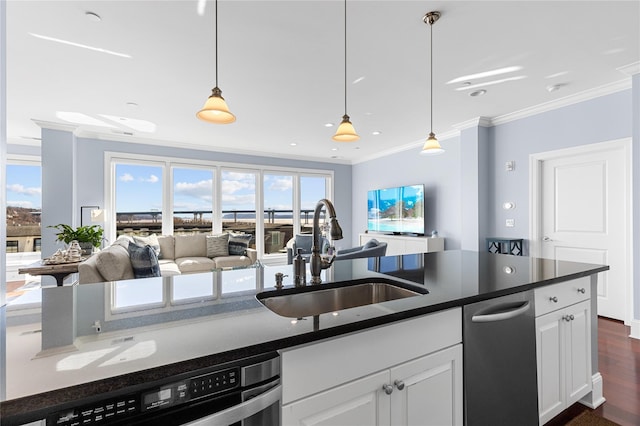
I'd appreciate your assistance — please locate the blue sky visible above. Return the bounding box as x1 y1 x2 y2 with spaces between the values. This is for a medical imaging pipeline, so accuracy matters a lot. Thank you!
6 164 327 214
6 164 42 209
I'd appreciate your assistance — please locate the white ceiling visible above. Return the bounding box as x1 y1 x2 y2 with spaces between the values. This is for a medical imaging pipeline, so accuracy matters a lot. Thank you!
5 1 640 163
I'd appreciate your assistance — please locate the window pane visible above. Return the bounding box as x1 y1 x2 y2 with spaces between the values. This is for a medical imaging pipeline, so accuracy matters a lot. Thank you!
115 163 163 237
263 174 292 254
172 274 215 302
221 170 256 248
112 279 163 309
173 168 213 235
300 176 327 235
6 164 42 253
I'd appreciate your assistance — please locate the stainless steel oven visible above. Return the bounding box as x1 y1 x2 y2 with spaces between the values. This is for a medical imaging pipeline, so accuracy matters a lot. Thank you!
36 352 280 426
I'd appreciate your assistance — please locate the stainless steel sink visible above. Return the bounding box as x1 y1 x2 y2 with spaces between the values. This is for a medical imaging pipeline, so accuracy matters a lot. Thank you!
257 281 426 318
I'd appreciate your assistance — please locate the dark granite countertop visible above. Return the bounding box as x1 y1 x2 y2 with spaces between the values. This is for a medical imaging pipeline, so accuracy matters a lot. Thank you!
0 250 608 423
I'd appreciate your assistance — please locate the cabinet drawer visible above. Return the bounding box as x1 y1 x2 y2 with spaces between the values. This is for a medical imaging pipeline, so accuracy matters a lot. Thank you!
534 277 590 317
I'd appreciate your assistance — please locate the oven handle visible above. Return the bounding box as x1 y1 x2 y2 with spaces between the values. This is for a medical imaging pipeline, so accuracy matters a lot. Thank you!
182 384 281 426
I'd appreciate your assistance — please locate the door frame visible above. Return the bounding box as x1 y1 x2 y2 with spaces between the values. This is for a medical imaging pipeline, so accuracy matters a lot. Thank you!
529 138 632 324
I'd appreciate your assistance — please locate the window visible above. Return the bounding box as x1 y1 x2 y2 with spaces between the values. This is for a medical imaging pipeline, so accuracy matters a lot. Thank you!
5 163 42 253
263 173 293 254
107 153 332 259
115 162 164 237
221 169 256 248
33 238 41 252
6 241 19 253
173 167 213 235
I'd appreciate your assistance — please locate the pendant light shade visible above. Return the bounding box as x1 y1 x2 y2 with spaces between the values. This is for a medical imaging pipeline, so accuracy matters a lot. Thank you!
332 0 359 142
197 87 235 124
420 11 443 155
197 0 235 124
333 114 359 142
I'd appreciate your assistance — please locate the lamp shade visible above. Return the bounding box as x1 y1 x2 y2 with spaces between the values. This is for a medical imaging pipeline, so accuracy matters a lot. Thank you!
197 87 236 124
332 114 360 142
420 132 444 155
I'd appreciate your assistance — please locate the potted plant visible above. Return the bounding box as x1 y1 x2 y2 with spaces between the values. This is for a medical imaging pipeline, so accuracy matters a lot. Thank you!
49 224 104 255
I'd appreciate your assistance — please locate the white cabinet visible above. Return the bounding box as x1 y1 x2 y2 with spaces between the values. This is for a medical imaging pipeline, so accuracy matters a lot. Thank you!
535 278 592 425
358 233 444 256
282 345 462 426
281 308 462 426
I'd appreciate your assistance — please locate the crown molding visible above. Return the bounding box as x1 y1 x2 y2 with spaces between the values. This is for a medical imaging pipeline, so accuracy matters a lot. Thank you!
452 117 492 130
617 61 640 76
491 79 631 126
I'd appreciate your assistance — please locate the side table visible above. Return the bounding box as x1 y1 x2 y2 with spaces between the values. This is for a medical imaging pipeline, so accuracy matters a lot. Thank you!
18 260 83 286
486 238 523 256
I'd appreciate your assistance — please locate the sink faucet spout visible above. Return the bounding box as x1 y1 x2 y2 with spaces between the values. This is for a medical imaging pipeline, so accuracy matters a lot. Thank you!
310 199 343 284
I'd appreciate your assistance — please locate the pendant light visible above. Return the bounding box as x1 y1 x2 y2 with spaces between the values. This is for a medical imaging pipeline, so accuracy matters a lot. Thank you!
420 11 443 155
197 0 236 124
332 0 359 142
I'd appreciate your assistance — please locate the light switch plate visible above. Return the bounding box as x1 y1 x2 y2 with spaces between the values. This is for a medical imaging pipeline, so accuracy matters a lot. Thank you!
506 219 515 227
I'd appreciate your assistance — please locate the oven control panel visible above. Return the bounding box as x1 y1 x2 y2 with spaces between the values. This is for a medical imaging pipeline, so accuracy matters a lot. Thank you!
47 367 239 425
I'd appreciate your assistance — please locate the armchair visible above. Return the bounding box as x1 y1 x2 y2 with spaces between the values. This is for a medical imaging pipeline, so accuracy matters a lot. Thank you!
335 239 387 261
286 234 330 264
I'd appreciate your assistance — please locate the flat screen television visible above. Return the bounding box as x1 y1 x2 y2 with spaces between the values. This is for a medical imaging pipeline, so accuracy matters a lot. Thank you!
367 184 425 235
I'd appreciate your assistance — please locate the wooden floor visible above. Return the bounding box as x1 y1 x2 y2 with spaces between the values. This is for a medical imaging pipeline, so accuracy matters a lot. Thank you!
548 317 640 426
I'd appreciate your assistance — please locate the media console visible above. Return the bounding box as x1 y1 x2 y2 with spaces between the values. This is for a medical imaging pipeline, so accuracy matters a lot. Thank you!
359 233 444 256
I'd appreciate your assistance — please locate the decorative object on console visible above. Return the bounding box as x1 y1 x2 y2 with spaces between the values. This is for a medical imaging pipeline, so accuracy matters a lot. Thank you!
420 11 444 155
332 0 359 142
196 0 236 124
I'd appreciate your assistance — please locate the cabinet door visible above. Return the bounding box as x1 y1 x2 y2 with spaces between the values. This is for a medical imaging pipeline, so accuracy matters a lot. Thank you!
282 370 391 426
565 300 592 405
536 311 565 425
389 345 463 426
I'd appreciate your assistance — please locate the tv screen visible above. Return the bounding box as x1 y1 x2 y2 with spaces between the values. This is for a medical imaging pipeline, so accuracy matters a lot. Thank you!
367 184 425 235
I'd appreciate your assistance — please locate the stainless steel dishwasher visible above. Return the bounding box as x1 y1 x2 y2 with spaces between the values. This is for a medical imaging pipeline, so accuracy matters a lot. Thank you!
463 290 538 426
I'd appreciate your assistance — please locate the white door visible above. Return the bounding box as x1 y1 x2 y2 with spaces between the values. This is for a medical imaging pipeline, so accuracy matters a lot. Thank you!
533 139 631 321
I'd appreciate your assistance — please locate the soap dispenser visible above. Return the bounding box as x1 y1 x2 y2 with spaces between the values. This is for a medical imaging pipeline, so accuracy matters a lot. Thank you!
293 248 306 287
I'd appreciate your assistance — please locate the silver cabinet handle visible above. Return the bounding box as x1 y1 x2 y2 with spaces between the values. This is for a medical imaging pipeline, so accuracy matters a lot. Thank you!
577 288 586 294
382 384 394 395
562 314 575 322
549 296 558 303
394 380 405 391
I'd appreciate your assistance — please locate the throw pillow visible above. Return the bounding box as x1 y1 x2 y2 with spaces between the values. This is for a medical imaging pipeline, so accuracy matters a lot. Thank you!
229 233 252 256
206 233 229 258
133 234 161 258
128 242 161 278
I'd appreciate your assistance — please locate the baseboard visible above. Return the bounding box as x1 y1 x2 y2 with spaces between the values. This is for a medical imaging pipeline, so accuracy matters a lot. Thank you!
579 373 606 409
629 319 640 340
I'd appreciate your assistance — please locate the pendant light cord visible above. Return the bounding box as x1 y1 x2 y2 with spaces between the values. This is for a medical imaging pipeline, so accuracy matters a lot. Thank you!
343 0 348 115
429 20 433 133
215 0 219 88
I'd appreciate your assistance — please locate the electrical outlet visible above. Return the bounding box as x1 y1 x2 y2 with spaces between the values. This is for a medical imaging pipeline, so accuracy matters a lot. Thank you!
505 219 515 227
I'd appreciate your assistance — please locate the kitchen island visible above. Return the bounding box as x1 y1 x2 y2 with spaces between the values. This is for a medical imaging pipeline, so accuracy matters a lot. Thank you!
0 250 608 425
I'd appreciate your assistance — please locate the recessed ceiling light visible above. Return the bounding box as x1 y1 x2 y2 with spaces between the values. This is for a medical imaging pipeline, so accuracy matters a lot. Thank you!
125 102 138 108
447 66 522 85
290 142 297 146
85 11 102 22
99 114 157 132
372 131 382 135
352 76 366 84
470 90 486 97
29 33 132 58
331 148 338 151
545 71 569 79
546 83 567 92
324 123 334 127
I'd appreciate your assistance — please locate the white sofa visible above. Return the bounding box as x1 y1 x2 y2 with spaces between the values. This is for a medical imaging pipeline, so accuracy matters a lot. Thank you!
78 233 257 284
